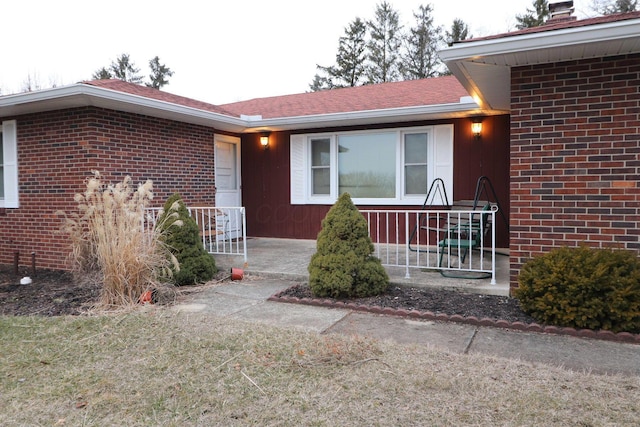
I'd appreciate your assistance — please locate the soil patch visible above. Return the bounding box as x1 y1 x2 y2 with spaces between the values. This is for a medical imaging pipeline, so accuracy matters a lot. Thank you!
0 266 101 316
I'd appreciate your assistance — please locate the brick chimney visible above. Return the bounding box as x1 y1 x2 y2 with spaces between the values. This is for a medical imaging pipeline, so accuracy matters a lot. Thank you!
548 1 577 23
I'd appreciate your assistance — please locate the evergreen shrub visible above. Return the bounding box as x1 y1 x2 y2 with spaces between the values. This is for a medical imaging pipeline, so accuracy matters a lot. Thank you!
308 193 389 298
157 194 217 286
516 246 640 333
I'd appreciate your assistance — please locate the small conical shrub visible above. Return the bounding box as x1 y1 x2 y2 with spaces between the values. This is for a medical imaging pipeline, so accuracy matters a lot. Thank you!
308 193 389 298
157 193 217 286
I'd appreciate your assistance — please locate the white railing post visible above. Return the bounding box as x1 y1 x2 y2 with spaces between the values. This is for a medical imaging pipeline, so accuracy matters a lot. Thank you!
360 207 497 283
404 212 410 278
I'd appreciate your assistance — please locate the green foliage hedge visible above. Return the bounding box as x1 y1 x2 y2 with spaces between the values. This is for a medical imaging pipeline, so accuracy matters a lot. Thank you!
516 246 640 333
157 194 217 286
308 193 389 298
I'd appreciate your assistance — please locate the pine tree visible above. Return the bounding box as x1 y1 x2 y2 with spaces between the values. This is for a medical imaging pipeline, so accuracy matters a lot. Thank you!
445 18 473 46
147 56 174 89
310 17 367 91
92 67 112 80
366 1 402 84
308 73 334 91
515 0 549 29
591 0 637 14
110 53 144 84
400 4 444 80
333 17 368 87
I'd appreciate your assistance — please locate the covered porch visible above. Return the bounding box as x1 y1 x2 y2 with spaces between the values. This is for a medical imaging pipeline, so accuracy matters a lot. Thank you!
214 237 510 296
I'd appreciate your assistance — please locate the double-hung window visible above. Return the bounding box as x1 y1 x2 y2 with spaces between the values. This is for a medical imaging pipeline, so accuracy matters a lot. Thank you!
291 124 453 205
1 120 19 208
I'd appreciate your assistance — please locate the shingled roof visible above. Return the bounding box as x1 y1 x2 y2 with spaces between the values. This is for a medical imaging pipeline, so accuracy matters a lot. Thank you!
459 10 640 43
219 76 469 119
83 79 237 117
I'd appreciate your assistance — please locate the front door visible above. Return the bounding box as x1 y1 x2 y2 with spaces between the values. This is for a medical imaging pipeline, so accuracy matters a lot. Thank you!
215 135 242 239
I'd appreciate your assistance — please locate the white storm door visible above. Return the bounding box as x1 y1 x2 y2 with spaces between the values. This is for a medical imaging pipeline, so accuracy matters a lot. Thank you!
215 135 241 238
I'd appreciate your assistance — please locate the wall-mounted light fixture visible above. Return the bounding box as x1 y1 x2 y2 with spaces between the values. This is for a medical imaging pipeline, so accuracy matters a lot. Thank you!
260 133 270 150
471 118 483 140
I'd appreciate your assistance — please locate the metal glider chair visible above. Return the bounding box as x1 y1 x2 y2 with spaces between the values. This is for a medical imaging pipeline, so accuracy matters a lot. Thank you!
438 204 493 277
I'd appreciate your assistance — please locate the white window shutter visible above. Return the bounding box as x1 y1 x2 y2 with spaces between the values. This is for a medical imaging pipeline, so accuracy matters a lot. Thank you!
433 124 454 202
290 134 306 204
2 120 19 208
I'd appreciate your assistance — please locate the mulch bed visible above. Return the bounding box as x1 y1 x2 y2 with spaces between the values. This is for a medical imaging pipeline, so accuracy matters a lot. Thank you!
274 283 537 324
0 265 101 316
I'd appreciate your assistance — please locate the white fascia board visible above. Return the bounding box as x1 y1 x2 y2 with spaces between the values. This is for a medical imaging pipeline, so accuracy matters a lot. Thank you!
0 84 490 133
439 18 640 111
439 18 640 64
0 84 248 132
246 100 484 131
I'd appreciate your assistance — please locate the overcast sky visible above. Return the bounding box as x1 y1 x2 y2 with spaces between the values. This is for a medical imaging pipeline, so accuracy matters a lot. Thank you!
2 0 591 105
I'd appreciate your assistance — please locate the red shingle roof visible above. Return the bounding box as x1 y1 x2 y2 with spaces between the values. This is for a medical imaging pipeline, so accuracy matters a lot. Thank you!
82 77 470 121
83 79 237 117
460 10 640 43
219 76 469 119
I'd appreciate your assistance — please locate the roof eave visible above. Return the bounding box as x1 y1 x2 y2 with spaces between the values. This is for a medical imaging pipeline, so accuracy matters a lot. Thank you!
0 84 248 133
439 17 640 110
244 99 492 132
1 84 491 134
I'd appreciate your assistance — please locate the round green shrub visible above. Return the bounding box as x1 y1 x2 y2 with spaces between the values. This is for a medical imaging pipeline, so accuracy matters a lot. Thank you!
308 193 389 298
157 194 217 286
516 246 640 333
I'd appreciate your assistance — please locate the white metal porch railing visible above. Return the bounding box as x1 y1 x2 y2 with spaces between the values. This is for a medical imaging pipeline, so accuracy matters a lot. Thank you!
360 208 498 285
144 206 247 264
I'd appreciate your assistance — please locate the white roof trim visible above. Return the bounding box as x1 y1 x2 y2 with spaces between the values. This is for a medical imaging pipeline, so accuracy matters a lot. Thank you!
439 16 640 110
0 84 248 132
251 99 483 131
0 83 486 133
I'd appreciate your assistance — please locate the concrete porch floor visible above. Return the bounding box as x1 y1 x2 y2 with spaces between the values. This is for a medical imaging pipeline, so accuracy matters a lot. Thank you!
214 237 510 296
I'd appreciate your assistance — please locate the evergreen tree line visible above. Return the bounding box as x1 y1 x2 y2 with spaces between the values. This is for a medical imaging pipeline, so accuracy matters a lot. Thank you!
92 53 174 89
309 2 472 91
311 0 638 92
4 0 636 95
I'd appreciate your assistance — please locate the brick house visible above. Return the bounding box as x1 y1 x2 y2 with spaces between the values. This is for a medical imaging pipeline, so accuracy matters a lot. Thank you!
1 9 639 293
0 77 510 275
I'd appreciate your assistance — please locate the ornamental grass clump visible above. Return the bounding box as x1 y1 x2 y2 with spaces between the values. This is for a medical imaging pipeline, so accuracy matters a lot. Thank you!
308 193 389 298
59 171 179 307
516 246 640 333
156 193 217 286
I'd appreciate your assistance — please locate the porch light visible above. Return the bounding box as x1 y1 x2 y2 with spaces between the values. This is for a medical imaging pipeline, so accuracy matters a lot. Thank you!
260 134 270 149
471 119 483 140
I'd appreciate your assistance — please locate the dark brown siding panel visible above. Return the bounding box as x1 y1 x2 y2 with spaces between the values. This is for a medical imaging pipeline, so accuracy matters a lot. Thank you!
242 116 511 247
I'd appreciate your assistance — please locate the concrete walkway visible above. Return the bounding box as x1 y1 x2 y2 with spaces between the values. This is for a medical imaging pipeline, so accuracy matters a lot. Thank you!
175 243 640 377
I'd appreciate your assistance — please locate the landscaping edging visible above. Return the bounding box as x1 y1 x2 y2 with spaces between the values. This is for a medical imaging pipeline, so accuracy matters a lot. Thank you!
268 293 640 345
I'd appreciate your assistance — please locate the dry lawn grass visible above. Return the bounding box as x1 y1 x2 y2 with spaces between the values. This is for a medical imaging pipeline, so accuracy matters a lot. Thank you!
1 310 638 426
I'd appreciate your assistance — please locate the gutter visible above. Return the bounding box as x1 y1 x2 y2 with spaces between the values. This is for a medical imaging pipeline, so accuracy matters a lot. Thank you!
0 84 486 133
439 16 640 63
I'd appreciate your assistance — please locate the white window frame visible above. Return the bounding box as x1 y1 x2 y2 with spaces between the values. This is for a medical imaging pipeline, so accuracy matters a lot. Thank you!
1 120 19 208
290 124 453 206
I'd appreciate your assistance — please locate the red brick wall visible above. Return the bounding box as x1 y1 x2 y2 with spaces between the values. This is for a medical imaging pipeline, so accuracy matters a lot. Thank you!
0 107 221 270
510 53 640 289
